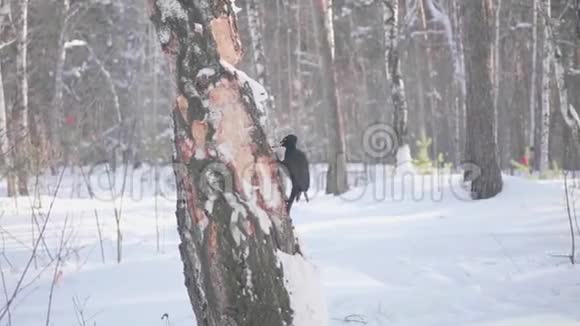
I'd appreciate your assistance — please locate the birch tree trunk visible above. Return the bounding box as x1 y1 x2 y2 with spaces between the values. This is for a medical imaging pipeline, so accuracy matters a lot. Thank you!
148 1 327 325
383 0 411 166
418 0 438 154
539 0 552 173
551 4 580 147
312 0 348 195
50 0 71 161
0 0 15 196
246 0 277 140
529 0 538 152
14 0 29 196
463 0 503 199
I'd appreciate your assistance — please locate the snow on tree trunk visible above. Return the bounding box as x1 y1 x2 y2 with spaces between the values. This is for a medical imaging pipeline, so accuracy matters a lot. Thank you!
246 0 277 141
539 0 552 173
148 1 327 325
311 0 348 195
383 0 412 171
14 0 29 196
463 0 503 199
529 0 538 151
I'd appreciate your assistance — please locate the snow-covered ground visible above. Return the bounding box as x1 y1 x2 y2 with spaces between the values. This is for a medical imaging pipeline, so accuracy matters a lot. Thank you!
1 165 579 326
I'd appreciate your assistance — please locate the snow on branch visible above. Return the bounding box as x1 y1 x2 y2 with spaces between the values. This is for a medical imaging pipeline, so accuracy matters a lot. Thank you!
64 39 87 49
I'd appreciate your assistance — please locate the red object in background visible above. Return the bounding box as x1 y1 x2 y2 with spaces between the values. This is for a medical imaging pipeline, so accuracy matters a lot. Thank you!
520 156 529 166
65 114 76 126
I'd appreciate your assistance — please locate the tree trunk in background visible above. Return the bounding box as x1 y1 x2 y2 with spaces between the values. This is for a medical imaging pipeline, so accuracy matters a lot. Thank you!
246 0 277 141
463 0 503 199
383 0 411 166
14 0 29 196
149 1 326 325
449 0 466 167
0 60 15 196
493 0 502 146
493 0 502 147
312 0 348 195
418 0 438 156
539 0 552 173
0 0 15 196
529 0 538 155
551 6 580 148
50 0 73 164
576 0 580 39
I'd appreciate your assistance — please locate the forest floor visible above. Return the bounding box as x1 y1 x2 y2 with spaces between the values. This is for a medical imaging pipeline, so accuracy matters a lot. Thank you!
1 165 580 326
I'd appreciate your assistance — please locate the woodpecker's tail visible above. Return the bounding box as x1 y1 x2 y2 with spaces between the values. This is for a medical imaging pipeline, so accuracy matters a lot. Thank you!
304 192 310 202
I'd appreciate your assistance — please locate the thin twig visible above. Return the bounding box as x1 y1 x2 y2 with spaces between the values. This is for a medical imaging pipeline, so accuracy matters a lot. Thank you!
0 167 66 321
79 166 105 263
45 215 70 326
563 171 576 264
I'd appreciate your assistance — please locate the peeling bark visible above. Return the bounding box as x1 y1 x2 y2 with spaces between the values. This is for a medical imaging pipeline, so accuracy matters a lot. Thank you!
148 1 313 325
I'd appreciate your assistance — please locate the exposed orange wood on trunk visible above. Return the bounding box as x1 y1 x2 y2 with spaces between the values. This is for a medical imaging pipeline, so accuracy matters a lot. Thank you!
176 95 189 120
210 16 243 65
208 78 288 216
208 222 219 258
210 79 256 195
254 156 284 212
191 120 208 158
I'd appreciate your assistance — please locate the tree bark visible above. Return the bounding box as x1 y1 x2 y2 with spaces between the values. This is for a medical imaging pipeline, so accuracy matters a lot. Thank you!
246 0 277 141
14 0 29 196
463 0 503 199
383 0 411 163
449 0 466 167
0 0 15 196
493 0 502 145
312 0 348 195
0 57 14 196
550 4 580 149
539 0 552 173
417 0 439 155
529 0 538 152
148 1 325 325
